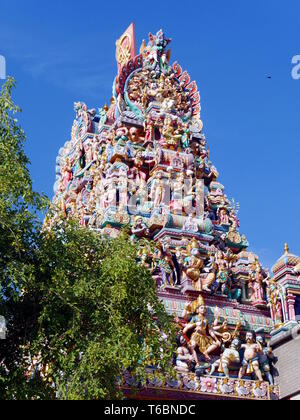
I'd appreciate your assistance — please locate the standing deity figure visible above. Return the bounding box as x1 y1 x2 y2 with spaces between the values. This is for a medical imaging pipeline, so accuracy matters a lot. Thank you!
265 278 284 327
256 336 274 385
183 239 204 290
171 173 184 214
144 114 155 143
152 242 177 287
150 172 166 210
215 251 230 294
202 255 218 293
183 296 221 363
249 261 265 305
62 157 73 188
77 141 86 170
118 177 128 210
181 123 191 150
210 338 241 378
238 332 263 382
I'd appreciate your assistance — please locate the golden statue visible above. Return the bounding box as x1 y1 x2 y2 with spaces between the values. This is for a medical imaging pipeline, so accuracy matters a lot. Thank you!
183 239 204 289
183 295 221 364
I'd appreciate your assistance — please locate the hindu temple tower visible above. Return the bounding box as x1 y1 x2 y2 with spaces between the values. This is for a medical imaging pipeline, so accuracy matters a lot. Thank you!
50 24 299 400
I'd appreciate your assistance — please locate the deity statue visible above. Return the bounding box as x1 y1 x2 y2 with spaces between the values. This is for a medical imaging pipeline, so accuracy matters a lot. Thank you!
77 141 86 170
183 214 199 233
265 278 284 327
171 172 184 214
180 123 191 150
152 242 177 287
248 261 266 305
115 124 129 143
238 331 263 382
161 116 181 149
175 335 194 373
143 30 171 75
210 338 241 378
214 251 241 300
183 239 204 289
130 216 150 242
256 335 274 385
144 113 155 143
62 157 73 188
218 207 230 225
201 255 218 293
104 182 117 208
150 172 166 210
183 295 221 363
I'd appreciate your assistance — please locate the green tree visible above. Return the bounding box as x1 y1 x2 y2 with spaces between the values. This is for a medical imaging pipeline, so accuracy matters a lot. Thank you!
30 222 176 400
0 77 48 399
0 79 176 400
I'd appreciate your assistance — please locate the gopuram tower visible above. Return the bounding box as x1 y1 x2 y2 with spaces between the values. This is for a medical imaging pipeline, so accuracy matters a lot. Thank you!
51 24 286 400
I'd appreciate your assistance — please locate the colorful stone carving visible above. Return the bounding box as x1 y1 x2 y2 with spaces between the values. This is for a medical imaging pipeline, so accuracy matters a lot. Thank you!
50 25 282 399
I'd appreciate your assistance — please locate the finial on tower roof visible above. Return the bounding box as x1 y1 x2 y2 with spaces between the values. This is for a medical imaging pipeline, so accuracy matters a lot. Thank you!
284 243 290 255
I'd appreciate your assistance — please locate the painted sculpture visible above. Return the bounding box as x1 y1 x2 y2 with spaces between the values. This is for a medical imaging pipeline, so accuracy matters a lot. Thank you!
49 25 285 399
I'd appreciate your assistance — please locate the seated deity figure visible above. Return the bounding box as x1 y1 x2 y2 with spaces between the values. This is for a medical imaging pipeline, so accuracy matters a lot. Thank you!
175 336 194 373
218 208 230 225
210 338 241 378
238 332 263 382
161 115 181 149
183 296 221 363
183 214 199 233
130 216 149 243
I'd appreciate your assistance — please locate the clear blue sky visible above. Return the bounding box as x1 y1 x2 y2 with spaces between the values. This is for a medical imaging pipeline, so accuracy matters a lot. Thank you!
0 0 299 269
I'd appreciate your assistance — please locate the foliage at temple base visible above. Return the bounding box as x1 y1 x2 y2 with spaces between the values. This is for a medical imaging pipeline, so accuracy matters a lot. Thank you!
30 221 176 400
0 79 176 400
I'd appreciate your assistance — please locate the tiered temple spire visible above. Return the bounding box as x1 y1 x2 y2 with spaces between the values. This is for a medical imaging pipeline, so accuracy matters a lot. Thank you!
48 25 289 400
